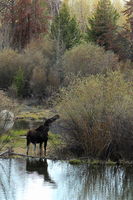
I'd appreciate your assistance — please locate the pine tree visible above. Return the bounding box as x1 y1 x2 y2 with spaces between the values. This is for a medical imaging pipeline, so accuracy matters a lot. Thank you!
51 3 81 51
123 0 133 61
13 67 25 97
124 0 133 41
86 0 119 50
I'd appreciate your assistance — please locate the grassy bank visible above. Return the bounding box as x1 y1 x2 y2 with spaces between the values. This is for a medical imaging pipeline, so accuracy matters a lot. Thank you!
1 128 133 166
69 159 133 166
0 129 62 157
16 107 55 120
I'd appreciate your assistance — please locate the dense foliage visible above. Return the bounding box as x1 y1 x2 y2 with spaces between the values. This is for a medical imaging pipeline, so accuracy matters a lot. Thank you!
0 0 133 160
86 0 119 49
51 2 81 54
57 71 133 160
63 43 119 76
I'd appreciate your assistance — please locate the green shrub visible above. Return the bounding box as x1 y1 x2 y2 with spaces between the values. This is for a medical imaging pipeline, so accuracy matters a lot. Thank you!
13 67 25 97
69 159 82 165
0 49 20 88
22 38 60 98
0 39 60 98
63 43 119 77
57 71 133 159
30 66 47 98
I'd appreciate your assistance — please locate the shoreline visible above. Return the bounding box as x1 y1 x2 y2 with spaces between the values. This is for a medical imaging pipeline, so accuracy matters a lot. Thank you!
0 150 133 167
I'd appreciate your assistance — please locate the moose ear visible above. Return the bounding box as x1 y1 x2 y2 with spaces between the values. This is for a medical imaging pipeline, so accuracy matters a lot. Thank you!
55 114 60 119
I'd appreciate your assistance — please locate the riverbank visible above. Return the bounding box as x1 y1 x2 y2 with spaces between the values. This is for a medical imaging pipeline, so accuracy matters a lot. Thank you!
1 105 133 165
1 129 133 166
0 105 62 157
1 128 133 165
68 159 133 166
0 128 62 158
1 149 133 167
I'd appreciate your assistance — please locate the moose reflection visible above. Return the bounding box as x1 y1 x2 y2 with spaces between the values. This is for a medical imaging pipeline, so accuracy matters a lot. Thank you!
26 158 55 185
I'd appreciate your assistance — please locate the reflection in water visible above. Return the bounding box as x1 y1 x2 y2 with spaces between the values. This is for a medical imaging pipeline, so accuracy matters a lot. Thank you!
0 158 133 200
76 165 133 200
26 158 56 185
0 159 26 200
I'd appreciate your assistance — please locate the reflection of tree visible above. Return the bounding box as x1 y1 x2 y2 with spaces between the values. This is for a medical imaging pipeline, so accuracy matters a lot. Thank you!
0 158 133 200
26 158 56 185
120 167 133 199
0 159 15 200
71 165 133 200
0 91 16 200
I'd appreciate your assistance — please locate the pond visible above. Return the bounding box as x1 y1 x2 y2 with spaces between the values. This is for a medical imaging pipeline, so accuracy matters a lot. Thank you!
0 158 133 200
14 120 42 130
13 119 61 134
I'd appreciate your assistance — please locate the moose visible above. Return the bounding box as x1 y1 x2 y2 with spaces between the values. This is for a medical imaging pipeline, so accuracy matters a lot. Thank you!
26 115 60 156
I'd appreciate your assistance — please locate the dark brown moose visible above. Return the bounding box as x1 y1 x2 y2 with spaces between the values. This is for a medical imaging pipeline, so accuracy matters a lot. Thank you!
26 115 60 156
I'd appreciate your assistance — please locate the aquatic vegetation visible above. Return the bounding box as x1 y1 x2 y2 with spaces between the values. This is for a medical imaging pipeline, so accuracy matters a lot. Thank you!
69 159 82 165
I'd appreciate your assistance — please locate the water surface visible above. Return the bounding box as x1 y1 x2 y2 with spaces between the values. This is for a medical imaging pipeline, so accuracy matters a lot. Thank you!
0 158 133 200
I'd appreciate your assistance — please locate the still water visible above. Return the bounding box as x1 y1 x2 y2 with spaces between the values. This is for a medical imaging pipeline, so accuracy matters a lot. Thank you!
14 119 60 134
0 158 133 200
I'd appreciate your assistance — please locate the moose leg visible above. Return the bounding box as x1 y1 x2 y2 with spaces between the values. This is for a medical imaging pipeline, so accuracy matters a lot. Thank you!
44 139 48 156
26 139 30 155
33 143 36 155
40 143 42 157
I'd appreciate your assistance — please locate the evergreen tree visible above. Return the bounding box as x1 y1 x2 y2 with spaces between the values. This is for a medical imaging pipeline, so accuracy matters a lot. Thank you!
51 3 81 51
124 0 133 41
123 0 133 61
86 0 119 50
13 67 25 97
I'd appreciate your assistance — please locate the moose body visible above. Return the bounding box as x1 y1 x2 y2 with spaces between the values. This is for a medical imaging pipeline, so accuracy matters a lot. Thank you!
26 115 59 156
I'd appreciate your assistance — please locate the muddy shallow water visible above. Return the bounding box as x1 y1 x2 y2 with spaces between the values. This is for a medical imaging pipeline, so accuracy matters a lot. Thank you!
0 158 133 200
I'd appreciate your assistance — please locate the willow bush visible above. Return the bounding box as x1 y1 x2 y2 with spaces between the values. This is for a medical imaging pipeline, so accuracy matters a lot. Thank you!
63 43 119 76
20 38 60 98
0 49 20 89
0 39 61 98
57 71 133 159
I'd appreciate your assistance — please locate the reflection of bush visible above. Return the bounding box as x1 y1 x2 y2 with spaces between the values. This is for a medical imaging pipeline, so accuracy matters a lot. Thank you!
58 71 133 160
75 165 133 200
